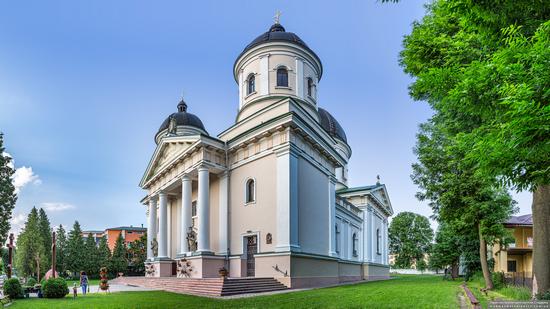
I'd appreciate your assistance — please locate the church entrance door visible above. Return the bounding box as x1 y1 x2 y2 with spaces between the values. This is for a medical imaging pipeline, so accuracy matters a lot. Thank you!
246 235 257 277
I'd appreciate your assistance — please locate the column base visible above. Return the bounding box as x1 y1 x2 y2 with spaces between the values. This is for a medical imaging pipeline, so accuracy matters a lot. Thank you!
145 259 174 277
175 254 226 278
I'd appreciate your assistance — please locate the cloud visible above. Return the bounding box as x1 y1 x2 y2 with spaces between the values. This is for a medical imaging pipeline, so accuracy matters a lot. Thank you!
41 202 76 212
9 213 27 237
3 152 41 194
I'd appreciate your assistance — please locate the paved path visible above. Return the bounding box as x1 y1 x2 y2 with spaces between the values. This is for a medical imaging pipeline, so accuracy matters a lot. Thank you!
81 284 158 294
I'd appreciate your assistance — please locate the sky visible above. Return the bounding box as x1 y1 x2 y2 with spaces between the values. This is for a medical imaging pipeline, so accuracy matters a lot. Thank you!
0 0 532 238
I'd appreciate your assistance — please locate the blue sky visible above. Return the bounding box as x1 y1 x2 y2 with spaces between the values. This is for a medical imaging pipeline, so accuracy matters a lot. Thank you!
0 0 531 236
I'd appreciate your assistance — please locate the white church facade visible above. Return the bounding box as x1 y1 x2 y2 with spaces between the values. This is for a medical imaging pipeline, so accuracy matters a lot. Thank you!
140 20 393 288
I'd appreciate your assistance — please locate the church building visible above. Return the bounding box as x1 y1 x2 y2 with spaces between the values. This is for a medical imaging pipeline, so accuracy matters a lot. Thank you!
140 19 394 288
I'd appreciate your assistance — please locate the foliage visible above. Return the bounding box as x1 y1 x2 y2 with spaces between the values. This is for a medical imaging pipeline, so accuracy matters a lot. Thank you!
537 291 550 300
66 221 85 277
109 233 127 276
428 222 460 272
42 278 68 298
0 134 17 246
3 278 23 299
26 277 37 287
37 208 52 275
127 234 147 274
15 207 47 279
83 233 100 277
400 0 550 293
491 272 506 290
55 225 68 276
389 212 433 269
97 236 111 269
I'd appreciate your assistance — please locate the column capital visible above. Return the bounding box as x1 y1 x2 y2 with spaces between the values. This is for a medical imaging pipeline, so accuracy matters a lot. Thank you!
197 165 209 172
181 174 191 182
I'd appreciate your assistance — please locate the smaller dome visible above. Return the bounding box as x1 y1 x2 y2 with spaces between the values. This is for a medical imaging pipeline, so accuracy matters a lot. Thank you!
318 108 347 144
157 99 208 139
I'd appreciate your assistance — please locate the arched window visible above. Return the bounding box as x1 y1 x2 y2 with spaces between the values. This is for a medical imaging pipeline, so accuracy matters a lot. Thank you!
352 233 358 257
247 74 255 95
376 228 381 254
335 224 340 254
245 179 256 203
307 78 314 96
277 68 288 87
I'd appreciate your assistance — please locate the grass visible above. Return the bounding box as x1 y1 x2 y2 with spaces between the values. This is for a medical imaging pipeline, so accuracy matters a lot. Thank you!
10 275 463 309
465 274 532 308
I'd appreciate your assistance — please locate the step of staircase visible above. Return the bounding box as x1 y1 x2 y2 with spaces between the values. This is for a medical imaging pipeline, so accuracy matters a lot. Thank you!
112 276 288 297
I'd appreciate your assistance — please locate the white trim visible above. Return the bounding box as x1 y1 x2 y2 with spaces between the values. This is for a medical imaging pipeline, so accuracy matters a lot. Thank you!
240 231 261 256
244 177 257 205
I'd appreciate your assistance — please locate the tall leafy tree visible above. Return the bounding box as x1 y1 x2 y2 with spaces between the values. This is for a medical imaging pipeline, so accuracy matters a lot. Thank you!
109 233 128 276
429 222 461 278
37 208 52 275
55 224 67 276
0 134 17 245
66 221 85 277
84 233 100 276
389 212 433 269
97 236 111 270
400 0 550 294
15 207 47 280
412 120 516 289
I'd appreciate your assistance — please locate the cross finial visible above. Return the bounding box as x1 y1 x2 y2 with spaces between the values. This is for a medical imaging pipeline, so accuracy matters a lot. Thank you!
180 90 185 101
376 175 381 185
274 10 282 24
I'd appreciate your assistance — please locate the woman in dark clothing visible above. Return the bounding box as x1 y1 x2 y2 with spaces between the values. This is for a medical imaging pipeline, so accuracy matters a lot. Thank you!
80 271 89 295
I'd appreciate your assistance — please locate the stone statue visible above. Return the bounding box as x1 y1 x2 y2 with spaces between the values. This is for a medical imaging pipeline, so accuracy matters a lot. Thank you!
186 227 197 252
151 238 158 257
168 115 177 134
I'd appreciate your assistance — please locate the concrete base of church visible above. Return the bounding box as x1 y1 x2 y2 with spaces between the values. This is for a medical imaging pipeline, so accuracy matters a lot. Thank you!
148 259 174 277
183 254 226 278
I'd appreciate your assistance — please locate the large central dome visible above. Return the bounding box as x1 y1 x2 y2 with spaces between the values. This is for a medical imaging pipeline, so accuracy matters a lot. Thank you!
235 23 322 78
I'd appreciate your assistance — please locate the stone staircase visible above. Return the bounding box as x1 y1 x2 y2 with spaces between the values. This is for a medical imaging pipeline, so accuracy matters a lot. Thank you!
111 277 287 297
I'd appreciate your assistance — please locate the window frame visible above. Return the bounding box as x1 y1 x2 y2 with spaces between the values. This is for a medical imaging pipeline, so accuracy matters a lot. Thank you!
247 73 256 96
376 228 381 255
307 77 314 97
335 224 340 254
245 178 256 205
276 67 289 87
352 232 358 257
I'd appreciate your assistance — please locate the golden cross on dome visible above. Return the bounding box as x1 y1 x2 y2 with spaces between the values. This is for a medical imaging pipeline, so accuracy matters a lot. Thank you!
274 10 282 24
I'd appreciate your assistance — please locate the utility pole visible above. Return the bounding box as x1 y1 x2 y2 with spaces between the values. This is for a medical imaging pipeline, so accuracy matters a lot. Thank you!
51 231 56 278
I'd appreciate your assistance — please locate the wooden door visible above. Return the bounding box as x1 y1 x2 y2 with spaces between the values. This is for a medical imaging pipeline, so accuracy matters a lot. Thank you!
246 236 257 277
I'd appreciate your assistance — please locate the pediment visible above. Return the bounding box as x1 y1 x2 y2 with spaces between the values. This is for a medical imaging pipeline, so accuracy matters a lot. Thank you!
369 185 394 216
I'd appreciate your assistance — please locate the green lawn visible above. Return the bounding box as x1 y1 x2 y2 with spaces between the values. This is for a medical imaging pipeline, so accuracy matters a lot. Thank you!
11 275 463 309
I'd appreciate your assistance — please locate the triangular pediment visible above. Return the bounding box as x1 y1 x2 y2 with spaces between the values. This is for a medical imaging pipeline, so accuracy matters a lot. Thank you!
140 136 200 188
369 185 394 216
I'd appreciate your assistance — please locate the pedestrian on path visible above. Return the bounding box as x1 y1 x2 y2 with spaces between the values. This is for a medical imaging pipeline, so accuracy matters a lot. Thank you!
80 271 89 295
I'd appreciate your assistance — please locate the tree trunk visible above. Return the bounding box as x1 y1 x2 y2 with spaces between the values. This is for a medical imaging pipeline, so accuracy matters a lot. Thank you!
478 223 494 289
451 260 459 279
36 257 40 282
532 184 550 296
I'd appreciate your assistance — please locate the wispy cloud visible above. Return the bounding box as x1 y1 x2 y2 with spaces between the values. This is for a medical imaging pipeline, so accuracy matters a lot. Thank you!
41 202 76 212
9 213 27 237
3 152 41 194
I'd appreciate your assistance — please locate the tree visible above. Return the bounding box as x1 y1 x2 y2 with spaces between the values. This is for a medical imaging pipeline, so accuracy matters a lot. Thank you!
400 0 550 294
15 207 47 280
389 212 433 269
55 225 67 276
0 134 17 245
38 208 52 275
84 233 100 277
412 119 516 289
429 223 460 276
109 233 127 276
97 236 111 270
128 234 147 275
66 221 85 277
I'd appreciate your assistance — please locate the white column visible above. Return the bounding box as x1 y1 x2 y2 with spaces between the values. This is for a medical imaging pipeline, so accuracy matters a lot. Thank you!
328 177 337 256
295 58 304 99
218 172 229 255
147 197 157 261
167 199 172 257
197 165 211 253
158 192 168 258
384 220 389 265
260 54 269 95
275 146 300 252
180 175 192 255
368 207 374 262
238 70 244 109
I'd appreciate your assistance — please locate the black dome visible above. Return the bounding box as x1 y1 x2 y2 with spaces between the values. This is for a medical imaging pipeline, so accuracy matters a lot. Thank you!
157 99 208 137
235 23 322 77
318 108 347 144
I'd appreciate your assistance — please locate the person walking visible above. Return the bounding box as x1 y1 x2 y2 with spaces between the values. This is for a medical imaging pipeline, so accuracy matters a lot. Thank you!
80 271 89 295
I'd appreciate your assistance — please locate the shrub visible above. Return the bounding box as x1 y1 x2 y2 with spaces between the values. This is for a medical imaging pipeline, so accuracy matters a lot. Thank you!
491 272 506 289
537 290 550 300
42 278 69 298
3 278 23 299
26 277 37 287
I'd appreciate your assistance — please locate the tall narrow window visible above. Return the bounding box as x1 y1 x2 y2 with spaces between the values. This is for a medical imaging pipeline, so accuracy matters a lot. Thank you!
192 201 197 217
376 228 381 254
247 74 255 95
335 224 340 254
245 179 256 203
277 68 288 87
307 78 314 96
352 233 358 257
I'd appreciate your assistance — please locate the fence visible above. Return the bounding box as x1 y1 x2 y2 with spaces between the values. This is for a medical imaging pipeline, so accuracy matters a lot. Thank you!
504 272 532 289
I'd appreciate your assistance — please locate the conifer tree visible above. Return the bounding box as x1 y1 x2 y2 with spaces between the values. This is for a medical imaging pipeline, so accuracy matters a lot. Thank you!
84 233 100 277
109 233 128 276
15 207 46 280
38 208 52 275
66 221 85 277
0 134 17 245
55 224 67 276
97 236 111 270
